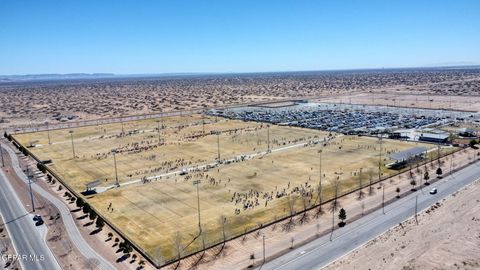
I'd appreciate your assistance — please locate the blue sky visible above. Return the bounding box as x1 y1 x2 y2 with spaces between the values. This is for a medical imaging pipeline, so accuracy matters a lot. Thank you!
1 0 479 74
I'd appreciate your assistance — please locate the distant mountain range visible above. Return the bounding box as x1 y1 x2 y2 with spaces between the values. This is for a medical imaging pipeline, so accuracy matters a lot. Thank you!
0 72 211 83
0 73 117 83
1 65 479 83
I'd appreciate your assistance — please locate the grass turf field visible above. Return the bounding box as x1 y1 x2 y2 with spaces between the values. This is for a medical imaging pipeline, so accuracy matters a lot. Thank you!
13 114 438 264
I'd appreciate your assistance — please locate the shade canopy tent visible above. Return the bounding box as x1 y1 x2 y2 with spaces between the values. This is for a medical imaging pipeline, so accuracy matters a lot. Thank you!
390 146 428 162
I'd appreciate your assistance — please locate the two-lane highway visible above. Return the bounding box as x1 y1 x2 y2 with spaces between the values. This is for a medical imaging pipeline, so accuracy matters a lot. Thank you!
257 160 480 270
0 169 61 270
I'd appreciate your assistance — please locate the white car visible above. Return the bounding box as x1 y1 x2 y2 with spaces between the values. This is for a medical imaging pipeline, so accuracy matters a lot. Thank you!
429 188 437 195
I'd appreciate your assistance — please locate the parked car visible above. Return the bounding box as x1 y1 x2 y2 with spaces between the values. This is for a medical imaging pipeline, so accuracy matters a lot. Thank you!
33 215 44 226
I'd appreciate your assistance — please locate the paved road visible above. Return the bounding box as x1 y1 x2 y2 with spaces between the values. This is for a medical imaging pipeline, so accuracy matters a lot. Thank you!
0 170 61 270
1 143 116 270
257 160 480 270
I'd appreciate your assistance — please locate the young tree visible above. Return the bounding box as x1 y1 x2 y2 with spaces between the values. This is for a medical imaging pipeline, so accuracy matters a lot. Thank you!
396 187 401 198
89 210 97 221
96 217 105 229
82 203 91 214
338 208 347 227
357 174 364 200
410 179 417 191
469 139 478 148
424 171 430 185
76 197 84 208
436 167 443 178
219 215 227 246
174 232 182 259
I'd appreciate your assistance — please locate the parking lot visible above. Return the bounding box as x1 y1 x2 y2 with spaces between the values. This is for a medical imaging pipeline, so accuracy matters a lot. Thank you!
209 102 474 135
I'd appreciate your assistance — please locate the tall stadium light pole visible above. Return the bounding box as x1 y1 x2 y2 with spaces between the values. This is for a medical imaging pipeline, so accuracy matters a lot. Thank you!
112 149 119 187
318 149 323 210
267 125 270 152
156 120 161 145
0 142 5 167
69 130 75 159
382 185 385 214
414 195 418 225
262 234 266 263
202 113 206 135
46 122 51 145
329 181 338 241
26 166 35 212
217 131 221 161
378 136 383 182
193 180 202 233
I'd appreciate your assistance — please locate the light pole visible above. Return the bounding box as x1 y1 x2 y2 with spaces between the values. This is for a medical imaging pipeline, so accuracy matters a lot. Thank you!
156 120 161 145
378 136 383 182
69 130 75 159
262 234 266 263
382 185 385 214
414 195 418 225
0 142 4 167
46 122 51 144
26 166 35 212
318 149 323 211
330 180 338 241
217 131 221 161
193 180 202 233
267 125 270 152
112 149 119 187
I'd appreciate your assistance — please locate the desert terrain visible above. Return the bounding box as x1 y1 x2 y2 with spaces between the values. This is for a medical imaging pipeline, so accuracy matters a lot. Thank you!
2 68 480 131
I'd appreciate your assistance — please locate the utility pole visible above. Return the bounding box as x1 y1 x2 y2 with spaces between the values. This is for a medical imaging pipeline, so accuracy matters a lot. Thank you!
69 130 75 159
0 142 4 167
121 119 125 135
193 180 202 233
112 149 119 187
202 113 206 135
46 122 51 144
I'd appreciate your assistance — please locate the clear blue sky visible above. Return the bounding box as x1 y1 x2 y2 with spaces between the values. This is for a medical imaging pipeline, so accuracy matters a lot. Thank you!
1 0 479 74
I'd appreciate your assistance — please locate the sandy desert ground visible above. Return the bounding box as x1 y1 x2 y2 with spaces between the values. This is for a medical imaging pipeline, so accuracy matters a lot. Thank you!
1 68 480 131
325 179 480 270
